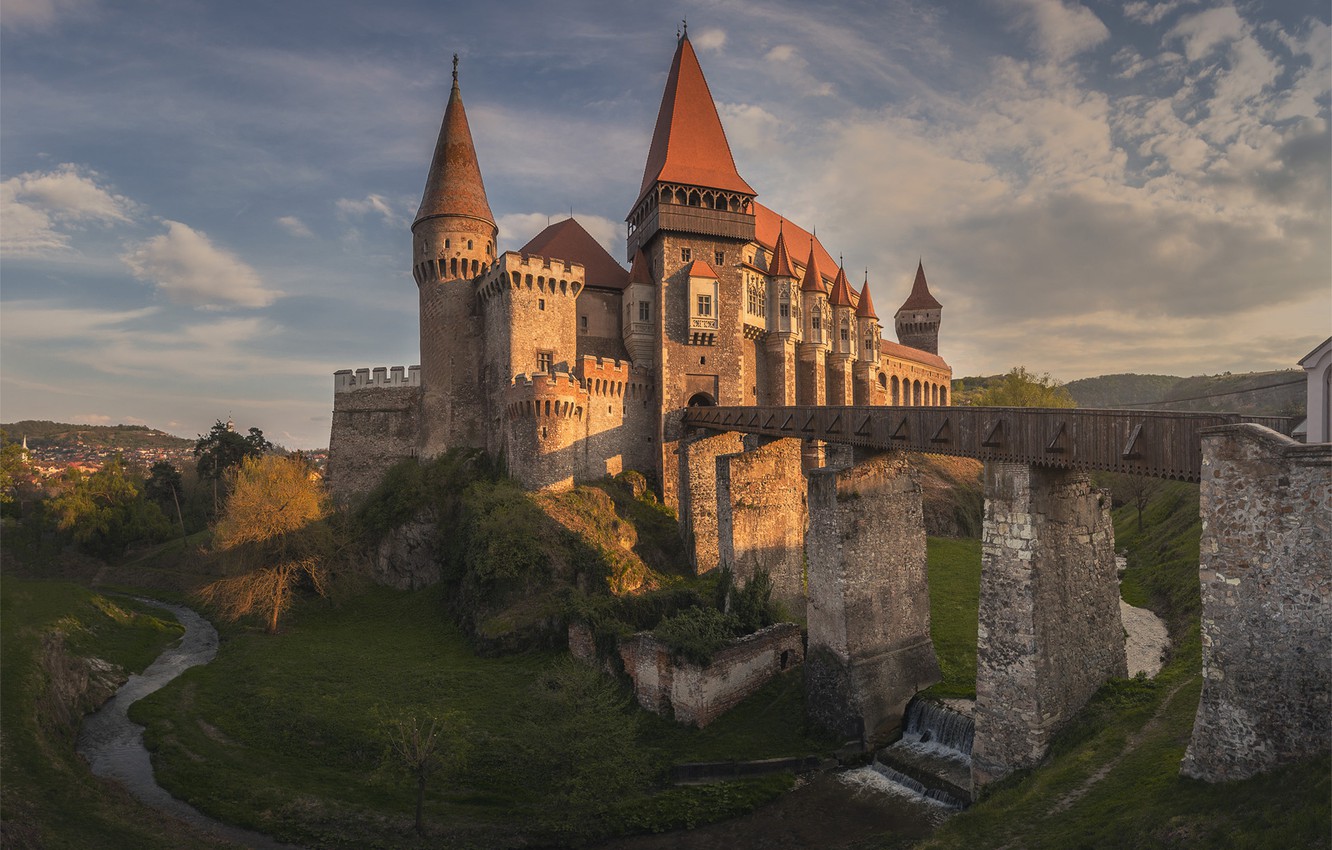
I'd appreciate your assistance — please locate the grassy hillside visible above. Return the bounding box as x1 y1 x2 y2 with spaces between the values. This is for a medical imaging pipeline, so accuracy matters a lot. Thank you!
0 577 233 850
1064 370 1303 417
1 420 193 450
1063 373 1180 407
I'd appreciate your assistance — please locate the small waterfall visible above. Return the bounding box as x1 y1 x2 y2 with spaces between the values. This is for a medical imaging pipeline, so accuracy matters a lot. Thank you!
864 697 975 809
900 697 974 758
868 762 968 810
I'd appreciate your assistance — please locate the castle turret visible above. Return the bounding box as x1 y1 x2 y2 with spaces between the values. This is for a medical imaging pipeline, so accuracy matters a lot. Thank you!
852 273 882 404
827 263 856 404
763 227 799 404
414 57 499 457
894 261 942 355
797 240 829 405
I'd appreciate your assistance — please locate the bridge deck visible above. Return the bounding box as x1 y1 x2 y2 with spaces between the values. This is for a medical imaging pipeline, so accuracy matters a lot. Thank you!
681 405 1296 482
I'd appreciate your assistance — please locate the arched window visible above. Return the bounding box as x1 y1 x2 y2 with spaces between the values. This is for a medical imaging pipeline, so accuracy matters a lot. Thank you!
687 392 715 407
891 376 900 405
913 380 922 406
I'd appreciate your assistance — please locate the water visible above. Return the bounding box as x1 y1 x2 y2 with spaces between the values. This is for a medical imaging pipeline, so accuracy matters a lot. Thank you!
75 598 301 850
869 697 975 809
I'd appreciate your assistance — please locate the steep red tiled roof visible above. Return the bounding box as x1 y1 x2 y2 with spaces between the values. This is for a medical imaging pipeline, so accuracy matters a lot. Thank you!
520 217 628 290
627 248 653 285
638 35 755 199
898 261 942 312
828 265 854 307
855 278 878 319
881 340 949 371
754 203 836 284
767 227 796 277
684 258 719 279
415 70 494 226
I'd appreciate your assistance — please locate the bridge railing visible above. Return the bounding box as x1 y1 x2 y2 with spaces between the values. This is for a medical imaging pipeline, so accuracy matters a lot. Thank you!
681 405 1297 482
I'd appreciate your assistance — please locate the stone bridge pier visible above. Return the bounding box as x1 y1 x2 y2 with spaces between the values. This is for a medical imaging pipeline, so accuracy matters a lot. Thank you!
972 462 1127 788
1182 425 1331 781
803 451 941 744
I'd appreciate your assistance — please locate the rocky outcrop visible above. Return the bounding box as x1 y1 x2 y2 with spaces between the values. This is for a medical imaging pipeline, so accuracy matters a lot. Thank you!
372 514 441 589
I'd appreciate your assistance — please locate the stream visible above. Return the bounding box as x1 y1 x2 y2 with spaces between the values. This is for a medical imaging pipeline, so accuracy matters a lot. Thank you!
75 599 300 850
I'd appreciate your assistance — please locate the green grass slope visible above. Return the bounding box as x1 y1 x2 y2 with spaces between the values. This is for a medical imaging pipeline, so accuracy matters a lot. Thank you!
0 577 233 850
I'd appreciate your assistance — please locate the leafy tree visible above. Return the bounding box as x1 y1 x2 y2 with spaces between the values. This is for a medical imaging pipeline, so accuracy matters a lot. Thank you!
0 431 37 515
46 456 172 557
968 366 1076 408
144 460 188 537
197 454 331 633
194 420 273 513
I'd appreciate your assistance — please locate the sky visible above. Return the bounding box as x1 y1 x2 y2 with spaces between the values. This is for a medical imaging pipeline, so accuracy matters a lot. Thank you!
1 0 1328 448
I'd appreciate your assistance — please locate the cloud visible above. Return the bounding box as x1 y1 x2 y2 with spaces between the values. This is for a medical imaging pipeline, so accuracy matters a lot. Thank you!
693 28 727 52
0 0 95 31
0 163 136 256
335 194 402 226
1167 5 1245 62
122 221 276 309
69 413 114 424
276 215 313 238
1122 1 1197 26
765 44 796 62
997 0 1110 62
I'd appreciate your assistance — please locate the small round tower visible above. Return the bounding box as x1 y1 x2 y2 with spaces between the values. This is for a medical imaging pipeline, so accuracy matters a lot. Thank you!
413 56 498 456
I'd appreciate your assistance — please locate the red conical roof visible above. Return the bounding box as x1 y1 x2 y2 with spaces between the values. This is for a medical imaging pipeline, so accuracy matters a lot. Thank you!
829 264 854 307
898 261 942 311
768 227 796 278
638 35 755 199
628 248 653 285
800 240 828 293
855 279 878 319
520 217 628 290
415 64 494 227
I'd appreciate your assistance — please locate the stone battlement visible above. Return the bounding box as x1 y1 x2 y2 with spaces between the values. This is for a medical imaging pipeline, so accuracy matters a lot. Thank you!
477 251 586 302
334 366 421 393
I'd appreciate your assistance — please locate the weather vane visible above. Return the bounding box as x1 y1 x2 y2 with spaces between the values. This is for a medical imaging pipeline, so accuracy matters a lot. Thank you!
452 53 458 83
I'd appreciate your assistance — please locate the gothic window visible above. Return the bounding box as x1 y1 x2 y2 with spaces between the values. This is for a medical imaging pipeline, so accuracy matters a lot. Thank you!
715 251 725 266
840 323 850 342
697 293 713 317
779 302 789 319
467 239 473 250
747 286 759 315
681 247 692 263
812 309 821 331
639 301 650 322
537 351 553 372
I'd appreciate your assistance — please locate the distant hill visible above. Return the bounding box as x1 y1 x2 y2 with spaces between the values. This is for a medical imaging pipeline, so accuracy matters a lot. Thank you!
1065 370 1304 417
1 420 193 451
952 370 1304 418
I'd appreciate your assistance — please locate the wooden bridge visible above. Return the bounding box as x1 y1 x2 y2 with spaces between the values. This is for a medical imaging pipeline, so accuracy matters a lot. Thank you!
681 405 1296 482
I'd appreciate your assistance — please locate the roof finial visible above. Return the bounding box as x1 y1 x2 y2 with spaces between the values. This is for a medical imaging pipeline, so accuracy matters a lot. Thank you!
452 53 459 84
864 268 869 283
682 18 688 37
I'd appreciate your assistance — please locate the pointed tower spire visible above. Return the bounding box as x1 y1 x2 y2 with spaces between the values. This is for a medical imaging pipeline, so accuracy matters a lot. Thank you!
800 240 827 292
828 264 854 307
855 273 878 319
415 56 494 227
768 227 796 278
628 248 653 285
638 33 755 199
899 260 942 310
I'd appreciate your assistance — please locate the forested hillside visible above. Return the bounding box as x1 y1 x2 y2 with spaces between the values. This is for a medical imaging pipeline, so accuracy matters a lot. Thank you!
1 421 193 451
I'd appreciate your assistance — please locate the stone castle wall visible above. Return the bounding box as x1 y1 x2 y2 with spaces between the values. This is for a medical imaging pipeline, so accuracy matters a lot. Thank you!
328 371 422 502
1182 424 1331 781
716 437 808 615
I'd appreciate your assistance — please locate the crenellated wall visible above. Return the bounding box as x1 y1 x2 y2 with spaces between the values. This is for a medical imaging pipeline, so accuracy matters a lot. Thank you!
1182 425 1331 782
503 372 588 491
328 368 422 501
972 463 1126 788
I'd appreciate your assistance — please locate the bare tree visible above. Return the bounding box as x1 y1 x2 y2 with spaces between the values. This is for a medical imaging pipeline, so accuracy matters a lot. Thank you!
384 712 463 836
197 455 331 633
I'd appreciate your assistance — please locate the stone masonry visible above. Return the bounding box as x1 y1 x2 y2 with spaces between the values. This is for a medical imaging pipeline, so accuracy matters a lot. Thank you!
327 368 422 501
972 462 1126 788
804 452 941 744
716 436 808 615
1182 424 1331 781
680 430 744 574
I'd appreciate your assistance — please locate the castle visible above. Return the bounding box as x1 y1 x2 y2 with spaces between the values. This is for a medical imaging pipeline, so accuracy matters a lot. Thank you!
328 33 951 506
